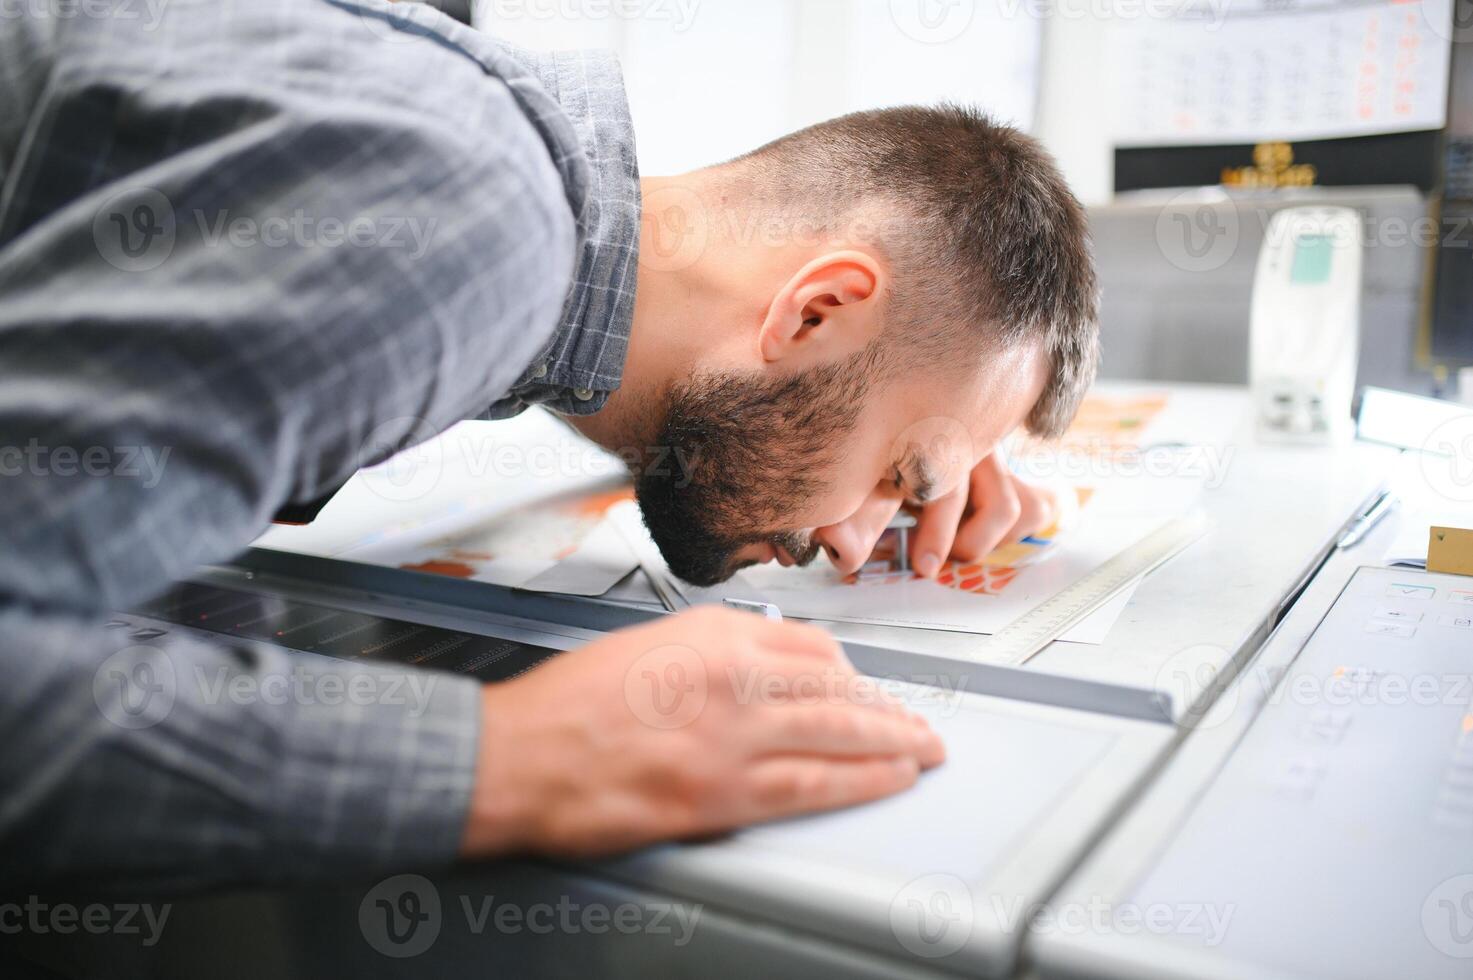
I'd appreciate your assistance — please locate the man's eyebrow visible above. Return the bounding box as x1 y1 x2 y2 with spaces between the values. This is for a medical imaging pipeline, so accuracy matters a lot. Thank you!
900 453 939 504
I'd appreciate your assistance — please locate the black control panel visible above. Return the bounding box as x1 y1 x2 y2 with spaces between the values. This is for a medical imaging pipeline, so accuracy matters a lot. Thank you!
119 581 559 683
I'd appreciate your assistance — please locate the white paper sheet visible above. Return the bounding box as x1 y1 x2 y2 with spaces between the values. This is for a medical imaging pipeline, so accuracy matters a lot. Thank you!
255 410 630 558
520 517 638 596
251 389 1219 644
340 478 639 593
734 511 1168 642
1383 506 1473 568
699 384 1225 644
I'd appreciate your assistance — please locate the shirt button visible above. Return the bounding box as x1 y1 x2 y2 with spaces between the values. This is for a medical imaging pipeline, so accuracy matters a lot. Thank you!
530 363 548 380
573 387 595 402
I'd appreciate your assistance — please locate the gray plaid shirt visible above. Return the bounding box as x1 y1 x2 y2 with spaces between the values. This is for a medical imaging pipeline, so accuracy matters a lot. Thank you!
0 0 639 888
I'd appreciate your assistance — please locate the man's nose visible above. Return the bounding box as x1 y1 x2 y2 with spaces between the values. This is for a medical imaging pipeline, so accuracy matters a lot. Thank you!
813 494 904 576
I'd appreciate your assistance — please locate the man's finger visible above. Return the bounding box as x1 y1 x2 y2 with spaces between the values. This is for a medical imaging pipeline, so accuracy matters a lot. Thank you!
678 608 850 665
753 616 853 664
951 454 1022 561
1001 476 1056 545
731 664 919 720
754 703 943 760
910 482 968 579
739 755 923 820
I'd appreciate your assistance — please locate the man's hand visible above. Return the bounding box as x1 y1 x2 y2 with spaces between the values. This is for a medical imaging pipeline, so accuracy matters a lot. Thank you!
459 607 945 858
909 452 1059 579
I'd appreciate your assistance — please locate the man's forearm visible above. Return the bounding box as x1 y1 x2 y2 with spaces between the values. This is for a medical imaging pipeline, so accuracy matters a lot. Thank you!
0 0 627 887
0 602 481 890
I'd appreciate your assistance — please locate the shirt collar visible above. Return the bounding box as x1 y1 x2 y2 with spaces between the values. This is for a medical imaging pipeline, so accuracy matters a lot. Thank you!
493 43 641 414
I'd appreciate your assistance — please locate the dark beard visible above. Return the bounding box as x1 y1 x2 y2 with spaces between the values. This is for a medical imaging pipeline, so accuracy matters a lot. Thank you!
634 355 872 586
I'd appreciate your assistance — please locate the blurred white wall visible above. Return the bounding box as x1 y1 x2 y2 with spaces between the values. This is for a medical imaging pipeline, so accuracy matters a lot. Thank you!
1036 11 1114 204
468 2 1450 207
471 0 1045 176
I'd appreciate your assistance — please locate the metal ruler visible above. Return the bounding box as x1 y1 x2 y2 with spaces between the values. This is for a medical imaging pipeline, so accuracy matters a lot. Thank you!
975 513 1210 667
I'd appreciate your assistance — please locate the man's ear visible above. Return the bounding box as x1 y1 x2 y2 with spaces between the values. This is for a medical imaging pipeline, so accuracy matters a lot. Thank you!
758 250 883 364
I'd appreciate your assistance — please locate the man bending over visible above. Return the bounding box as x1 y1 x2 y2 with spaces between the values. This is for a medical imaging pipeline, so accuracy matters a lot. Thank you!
0 0 1097 888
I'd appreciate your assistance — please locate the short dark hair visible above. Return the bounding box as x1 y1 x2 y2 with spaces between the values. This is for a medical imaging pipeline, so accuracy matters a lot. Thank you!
727 104 1099 438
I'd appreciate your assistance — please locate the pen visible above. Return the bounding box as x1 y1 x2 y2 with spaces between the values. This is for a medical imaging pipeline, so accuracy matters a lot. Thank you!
1336 491 1396 549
